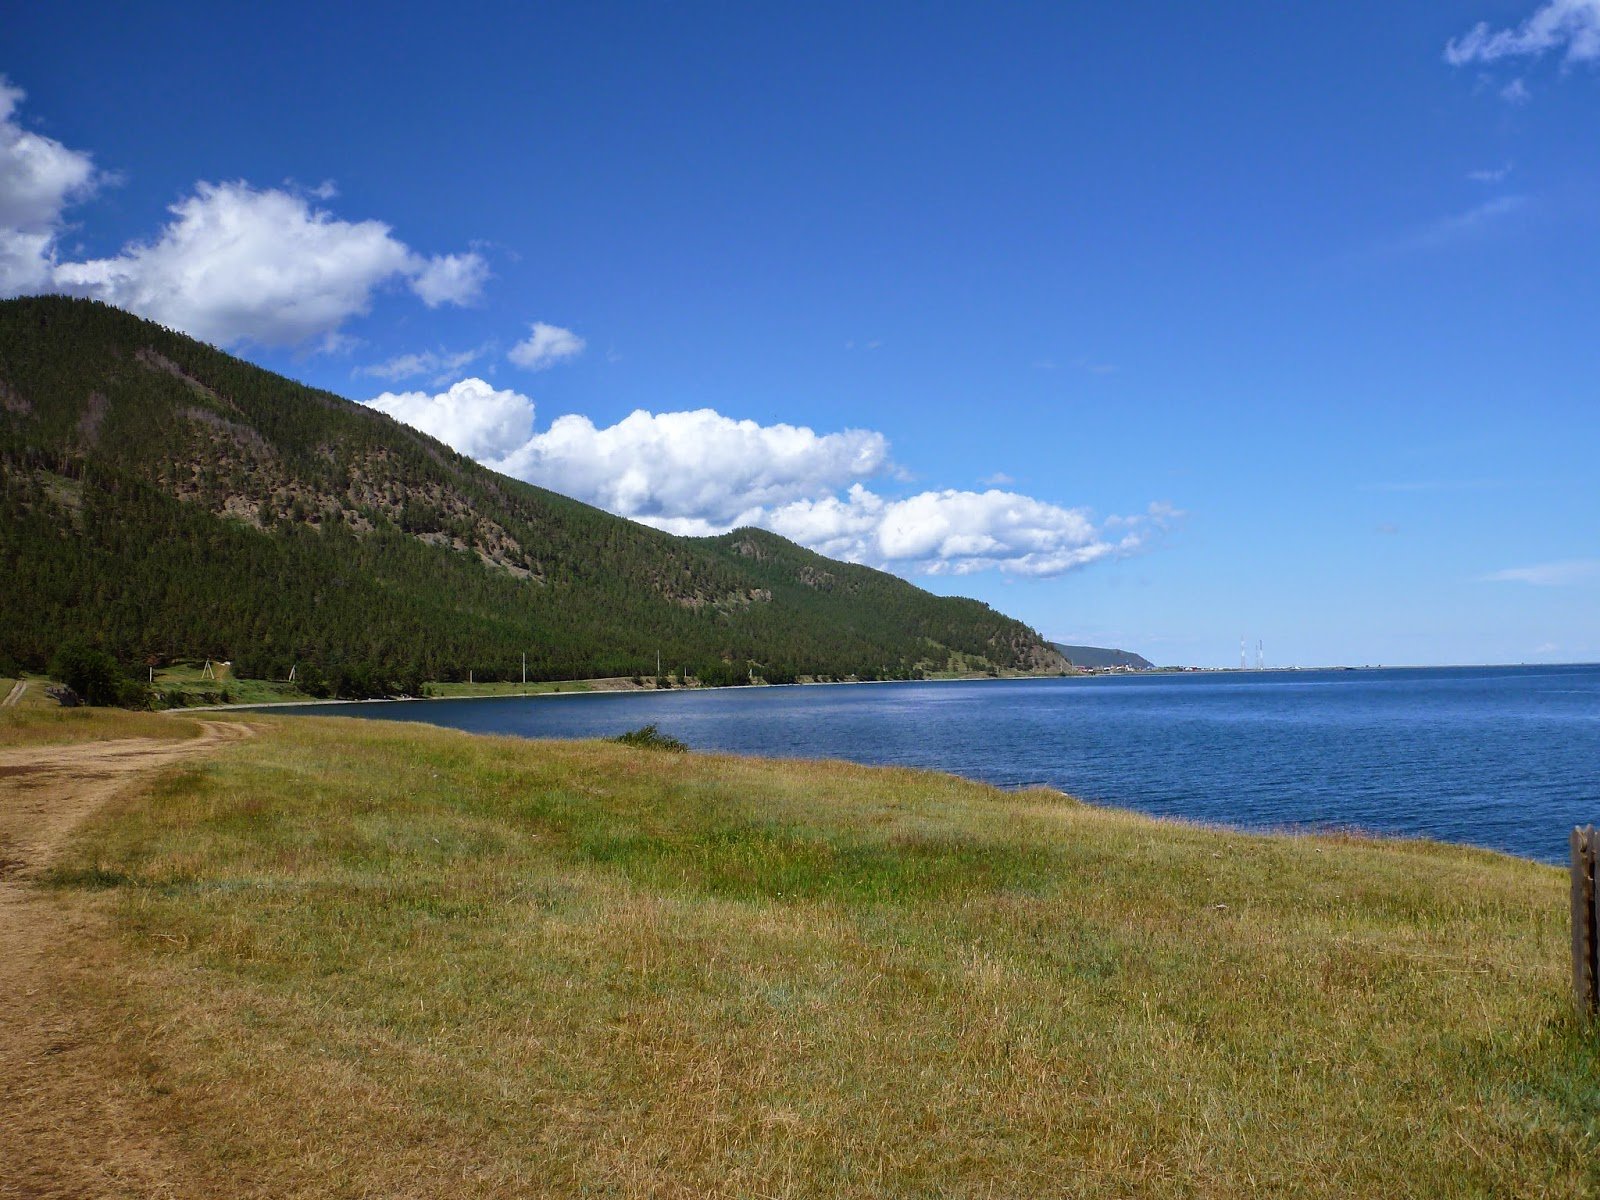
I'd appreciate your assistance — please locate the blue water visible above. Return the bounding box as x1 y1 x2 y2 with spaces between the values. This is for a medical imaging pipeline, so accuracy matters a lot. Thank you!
279 665 1600 864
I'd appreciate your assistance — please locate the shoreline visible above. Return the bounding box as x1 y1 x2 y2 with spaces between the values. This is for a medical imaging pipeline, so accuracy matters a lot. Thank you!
172 671 1069 713
163 659 1600 714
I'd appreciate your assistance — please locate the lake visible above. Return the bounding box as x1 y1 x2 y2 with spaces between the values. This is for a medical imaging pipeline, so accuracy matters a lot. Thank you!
279 664 1600 864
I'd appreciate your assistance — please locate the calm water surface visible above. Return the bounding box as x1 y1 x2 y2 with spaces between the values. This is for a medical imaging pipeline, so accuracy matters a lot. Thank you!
282 665 1600 864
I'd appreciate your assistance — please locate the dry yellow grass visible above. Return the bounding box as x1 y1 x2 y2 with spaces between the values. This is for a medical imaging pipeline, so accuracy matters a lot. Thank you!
0 703 203 747
15 712 1600 1197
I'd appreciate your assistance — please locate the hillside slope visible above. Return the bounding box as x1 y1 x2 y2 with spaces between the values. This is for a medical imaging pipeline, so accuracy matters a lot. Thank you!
0 297 1065 689
1051 643 1155 670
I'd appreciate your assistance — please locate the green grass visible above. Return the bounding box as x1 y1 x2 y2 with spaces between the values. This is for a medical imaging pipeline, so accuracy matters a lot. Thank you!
44 714 1600 1197
150 662 312 706
420 678 597 699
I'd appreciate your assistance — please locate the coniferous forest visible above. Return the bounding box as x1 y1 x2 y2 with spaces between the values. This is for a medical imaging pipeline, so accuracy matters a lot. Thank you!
0 297 1066 696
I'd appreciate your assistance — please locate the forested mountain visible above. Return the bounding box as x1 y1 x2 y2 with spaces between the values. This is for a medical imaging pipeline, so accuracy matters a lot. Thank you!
1049 643 1155 670
0 297 1066 692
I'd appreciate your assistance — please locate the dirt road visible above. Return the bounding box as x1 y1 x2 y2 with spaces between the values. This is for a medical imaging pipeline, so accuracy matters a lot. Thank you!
0 680 25 709
0 720 252 1198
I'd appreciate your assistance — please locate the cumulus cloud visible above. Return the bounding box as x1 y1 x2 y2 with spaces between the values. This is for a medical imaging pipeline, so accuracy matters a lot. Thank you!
364 380 1172 578
496 407 889 526
366 378 536 463
0 82 485 346
765 485 1132 576
0 77 101 292
48 181 486 346
1446 0 1600 65
1481 559 1600 585
509 321 585 370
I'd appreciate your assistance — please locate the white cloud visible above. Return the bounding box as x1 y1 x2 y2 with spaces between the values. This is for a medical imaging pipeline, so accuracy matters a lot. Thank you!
410 252 489 307
0 82 485 346
1467 164 1513 183
359 345 485 384
0 77 101 292
509 321 585 370
764 486 1117 576
364 380 1173 578
1501 77 1532 102
1446 0 1600 65
495 407 888 525
48 181 486 346
1481 559 1600 586
366 378 535 463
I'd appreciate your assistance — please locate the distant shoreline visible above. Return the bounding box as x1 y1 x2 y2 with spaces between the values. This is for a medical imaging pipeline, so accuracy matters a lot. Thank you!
166 659 1600 714
176 671 1049 713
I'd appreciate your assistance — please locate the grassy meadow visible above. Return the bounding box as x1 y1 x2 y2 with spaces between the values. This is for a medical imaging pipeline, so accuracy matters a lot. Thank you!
28 712 1600 1196
150 661 312 707
0 700 204 747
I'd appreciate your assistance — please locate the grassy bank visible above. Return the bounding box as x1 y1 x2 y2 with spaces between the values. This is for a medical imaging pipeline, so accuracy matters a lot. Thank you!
25 712 1600 1196
420 677 601 699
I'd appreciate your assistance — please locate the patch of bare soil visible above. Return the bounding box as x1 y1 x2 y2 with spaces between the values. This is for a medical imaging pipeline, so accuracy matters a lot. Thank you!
0 721 252 1198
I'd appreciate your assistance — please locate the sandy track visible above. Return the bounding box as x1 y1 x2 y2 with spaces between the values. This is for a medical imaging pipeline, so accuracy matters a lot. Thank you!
0 680 24 709
0 720 253 1198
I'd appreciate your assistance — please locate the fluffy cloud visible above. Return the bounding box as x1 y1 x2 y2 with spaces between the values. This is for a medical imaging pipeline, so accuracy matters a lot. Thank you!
411 252 489 307
366 378 535 462
364 380 1169 577
495 407 889 526
509 321 585 370
49 182 486 346
766 489 1171 575
1447 0 1600 64
0 78 100 292
0 82 484 346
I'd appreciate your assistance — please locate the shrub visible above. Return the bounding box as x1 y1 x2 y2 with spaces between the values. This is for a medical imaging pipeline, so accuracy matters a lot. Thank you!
607 724 687 753
48 641 144 707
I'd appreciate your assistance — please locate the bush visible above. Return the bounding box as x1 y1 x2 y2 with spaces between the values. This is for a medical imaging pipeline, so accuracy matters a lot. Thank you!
607 724 687 753
48 641 145 707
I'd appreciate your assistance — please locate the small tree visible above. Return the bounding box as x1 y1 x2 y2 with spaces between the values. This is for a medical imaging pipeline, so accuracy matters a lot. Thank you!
49 642 138 707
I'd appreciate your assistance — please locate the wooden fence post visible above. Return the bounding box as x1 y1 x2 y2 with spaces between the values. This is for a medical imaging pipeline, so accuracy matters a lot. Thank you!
1572 826 1597 1021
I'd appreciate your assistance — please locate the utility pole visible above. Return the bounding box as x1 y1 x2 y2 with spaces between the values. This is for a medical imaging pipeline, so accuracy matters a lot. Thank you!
522 652 527 685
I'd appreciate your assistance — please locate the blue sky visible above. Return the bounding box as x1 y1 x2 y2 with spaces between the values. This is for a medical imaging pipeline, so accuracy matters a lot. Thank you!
4 1 1596 666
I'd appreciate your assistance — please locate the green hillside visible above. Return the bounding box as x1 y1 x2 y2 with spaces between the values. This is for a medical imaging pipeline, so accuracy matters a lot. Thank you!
1050 643 1155 670
0 296 1065 693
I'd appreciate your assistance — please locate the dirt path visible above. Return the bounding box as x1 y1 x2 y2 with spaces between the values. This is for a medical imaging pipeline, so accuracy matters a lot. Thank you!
0 720 253 1198
0 680 24 709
